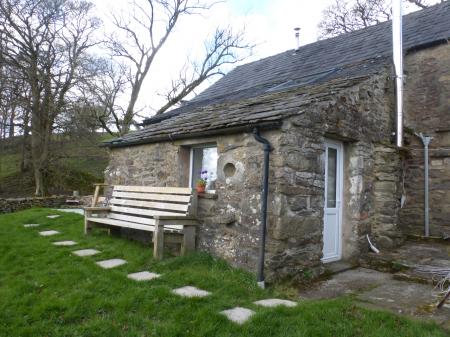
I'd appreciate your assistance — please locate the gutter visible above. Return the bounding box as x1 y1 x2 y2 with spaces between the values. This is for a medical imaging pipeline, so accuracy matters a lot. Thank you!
253 127 273 289
102 121 282 148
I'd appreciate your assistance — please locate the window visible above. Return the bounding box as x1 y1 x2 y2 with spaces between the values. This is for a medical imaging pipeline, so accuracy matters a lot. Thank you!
189 144 218 191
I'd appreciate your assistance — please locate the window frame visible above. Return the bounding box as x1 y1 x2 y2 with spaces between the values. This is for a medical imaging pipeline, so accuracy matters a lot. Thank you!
188 143 217 192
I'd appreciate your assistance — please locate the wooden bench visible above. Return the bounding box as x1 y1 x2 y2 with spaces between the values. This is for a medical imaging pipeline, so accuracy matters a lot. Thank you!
84 185 198 259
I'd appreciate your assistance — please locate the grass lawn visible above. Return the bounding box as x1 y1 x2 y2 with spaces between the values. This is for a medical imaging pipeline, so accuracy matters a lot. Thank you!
0 208 447 337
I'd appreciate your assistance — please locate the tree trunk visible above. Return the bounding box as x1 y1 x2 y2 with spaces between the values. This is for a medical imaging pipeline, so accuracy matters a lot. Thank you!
8 108 15 138
31 108 51 196
20 111 30 172
121 87 140 136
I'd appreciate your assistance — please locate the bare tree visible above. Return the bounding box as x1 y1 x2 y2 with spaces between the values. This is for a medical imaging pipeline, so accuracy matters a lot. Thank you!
0 0 100 195
78 57 132 136
107 0 252 136
156 27 250 115
318 0 446 39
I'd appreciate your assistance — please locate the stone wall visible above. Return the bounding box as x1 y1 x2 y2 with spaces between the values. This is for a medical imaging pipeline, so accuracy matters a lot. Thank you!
399 43 450 237
106 132 281 273
105 71 403 282
267 73 402 281
371 145 403 247
0 196 68 213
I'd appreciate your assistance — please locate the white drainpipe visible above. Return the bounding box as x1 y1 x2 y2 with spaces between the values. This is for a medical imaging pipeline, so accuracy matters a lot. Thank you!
392 0 404 148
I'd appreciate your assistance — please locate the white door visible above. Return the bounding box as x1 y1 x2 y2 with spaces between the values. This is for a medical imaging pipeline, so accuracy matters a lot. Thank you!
322 140 343 263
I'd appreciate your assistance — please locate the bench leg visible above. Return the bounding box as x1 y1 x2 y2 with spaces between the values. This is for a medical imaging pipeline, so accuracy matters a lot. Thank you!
153 220 164 260
84 219 92 234
84 211 92 235
181 225 196 256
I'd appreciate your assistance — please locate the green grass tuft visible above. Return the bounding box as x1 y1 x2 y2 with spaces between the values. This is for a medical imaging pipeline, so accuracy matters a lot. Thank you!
0 208 447 337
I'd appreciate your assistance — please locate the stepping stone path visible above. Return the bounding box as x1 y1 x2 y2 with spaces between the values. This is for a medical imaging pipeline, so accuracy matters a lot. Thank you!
96 259 127 269
39 230 60 236
253 298 298 308
30 217 299 328
23 224 40 228
53 240 77 246
128 271 161 281
73 249 100 257
172 286 211 298
221 307 255 325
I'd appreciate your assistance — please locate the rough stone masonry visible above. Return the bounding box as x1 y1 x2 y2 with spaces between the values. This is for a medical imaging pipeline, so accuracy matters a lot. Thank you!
105 70 404 282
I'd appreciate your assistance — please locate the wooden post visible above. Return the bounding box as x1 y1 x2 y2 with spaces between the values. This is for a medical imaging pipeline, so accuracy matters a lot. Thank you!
84 209 92 234
153 219 164 260
91 183 109 207
181 225 196 256
92 185 100 207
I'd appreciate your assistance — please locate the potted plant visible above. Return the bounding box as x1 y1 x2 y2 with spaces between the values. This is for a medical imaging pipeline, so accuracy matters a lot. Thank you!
196 170 208 193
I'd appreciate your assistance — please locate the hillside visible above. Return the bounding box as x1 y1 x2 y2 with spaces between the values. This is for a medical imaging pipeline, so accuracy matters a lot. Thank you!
0 133 111 198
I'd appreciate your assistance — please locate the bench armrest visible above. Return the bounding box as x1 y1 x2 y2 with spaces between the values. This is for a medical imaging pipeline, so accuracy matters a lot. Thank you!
84 206 111 211
154 215 197 221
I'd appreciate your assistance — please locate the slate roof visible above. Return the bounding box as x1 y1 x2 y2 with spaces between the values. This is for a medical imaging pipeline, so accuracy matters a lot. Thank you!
106 2 450 147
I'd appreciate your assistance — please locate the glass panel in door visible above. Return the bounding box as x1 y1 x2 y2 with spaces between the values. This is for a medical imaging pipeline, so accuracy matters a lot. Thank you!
327 148 337 208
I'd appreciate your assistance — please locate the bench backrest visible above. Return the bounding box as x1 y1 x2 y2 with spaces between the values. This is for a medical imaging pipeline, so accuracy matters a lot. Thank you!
107 185 197 223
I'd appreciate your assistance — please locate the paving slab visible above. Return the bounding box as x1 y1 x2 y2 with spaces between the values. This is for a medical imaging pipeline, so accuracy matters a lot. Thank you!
254 298 297 308
23 224 40 228
46 215 61 219
127 271 161 281
53 240 77 246
53 208 84 215
96 258 127 269
301 268 391 299
358 278 450 327
220 307 255 325
172 286 211 298
72 249 100 257
300 267 450 329
39 230 60 236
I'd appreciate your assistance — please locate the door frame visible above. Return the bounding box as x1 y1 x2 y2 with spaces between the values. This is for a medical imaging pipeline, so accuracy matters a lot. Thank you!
322 139 344 263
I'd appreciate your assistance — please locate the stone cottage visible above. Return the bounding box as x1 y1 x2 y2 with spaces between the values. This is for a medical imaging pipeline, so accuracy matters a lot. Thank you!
103 3 450 282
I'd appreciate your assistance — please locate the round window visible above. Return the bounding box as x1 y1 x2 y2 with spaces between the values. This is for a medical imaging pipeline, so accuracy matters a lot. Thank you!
223 163 236 178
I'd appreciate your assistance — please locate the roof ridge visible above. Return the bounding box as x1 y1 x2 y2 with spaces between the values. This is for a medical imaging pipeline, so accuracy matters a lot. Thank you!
191 0 449 92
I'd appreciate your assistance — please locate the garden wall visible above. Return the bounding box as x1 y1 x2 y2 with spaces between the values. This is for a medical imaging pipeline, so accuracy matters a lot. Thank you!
0 196 68 214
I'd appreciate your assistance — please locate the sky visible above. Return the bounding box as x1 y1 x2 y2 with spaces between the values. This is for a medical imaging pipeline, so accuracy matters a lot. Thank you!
90 0 332 119
90 0 439 121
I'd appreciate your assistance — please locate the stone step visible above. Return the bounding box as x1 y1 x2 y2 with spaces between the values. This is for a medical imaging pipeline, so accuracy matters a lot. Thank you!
23 224 40 228
96 259 127 269
73 249 100 257
172 286 211 298
39 230 60 236
127 271 161 281
220 307 255 325
53 240 77 246
360 255 412 273
253 298 297 308
324 261 357 275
